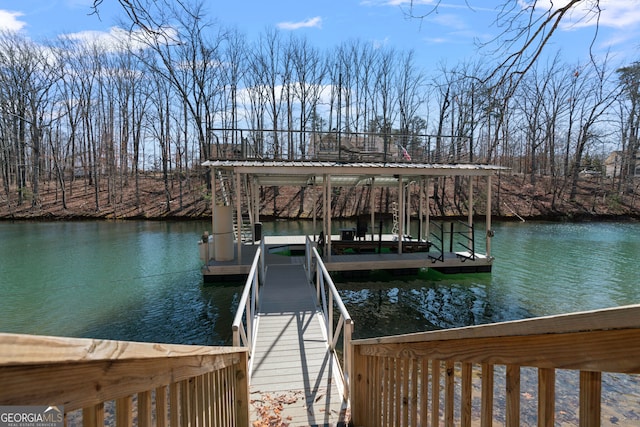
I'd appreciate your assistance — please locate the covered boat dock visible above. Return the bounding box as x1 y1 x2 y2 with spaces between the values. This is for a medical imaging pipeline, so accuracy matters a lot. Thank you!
199 160 506 281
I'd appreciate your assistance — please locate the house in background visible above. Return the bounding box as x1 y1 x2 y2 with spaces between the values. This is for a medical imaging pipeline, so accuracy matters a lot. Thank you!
604 150 640 178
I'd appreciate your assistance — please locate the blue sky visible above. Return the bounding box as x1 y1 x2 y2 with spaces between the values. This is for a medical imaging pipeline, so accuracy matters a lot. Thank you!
0 0 639 72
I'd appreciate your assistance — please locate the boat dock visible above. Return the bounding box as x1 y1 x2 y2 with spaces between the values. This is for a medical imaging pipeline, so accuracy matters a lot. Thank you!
199 160 505 282
249 263 347 425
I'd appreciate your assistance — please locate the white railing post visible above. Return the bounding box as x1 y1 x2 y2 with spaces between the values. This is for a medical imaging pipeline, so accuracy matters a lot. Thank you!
328 290 334 348
344 319 353 398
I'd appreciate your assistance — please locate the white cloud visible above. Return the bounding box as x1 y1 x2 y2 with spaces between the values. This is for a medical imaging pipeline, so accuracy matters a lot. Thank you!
276 16 322 30
531 0 640 30
0 9 27 32
431 13 468 31
61 26 178 52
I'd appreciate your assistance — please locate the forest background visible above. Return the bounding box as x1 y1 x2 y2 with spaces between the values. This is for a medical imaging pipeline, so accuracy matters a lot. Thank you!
1 0 639 222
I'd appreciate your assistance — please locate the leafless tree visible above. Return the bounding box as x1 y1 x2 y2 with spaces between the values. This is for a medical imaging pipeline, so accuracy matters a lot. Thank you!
409 1 606 98
616 62 640 189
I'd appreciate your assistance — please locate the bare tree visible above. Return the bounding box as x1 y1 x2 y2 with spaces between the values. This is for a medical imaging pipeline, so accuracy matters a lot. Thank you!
409 1 605 99
616 62 640 189
249 29 287 159
567 58 619 200
289 35 326 158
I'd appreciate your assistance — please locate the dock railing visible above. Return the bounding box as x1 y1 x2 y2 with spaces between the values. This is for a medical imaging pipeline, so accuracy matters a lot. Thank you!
305 236 354 400
0 333 250 426
232 239 265 356
350 303 640 427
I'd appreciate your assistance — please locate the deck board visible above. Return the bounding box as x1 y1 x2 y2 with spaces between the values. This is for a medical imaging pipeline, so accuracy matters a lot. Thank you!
249 264 347 426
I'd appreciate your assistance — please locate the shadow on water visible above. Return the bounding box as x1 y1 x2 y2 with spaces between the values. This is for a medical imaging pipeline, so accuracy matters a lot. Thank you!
78 280 244 346
336 269 536 340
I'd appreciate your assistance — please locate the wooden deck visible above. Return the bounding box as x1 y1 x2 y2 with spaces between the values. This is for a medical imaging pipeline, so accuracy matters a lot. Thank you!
249 263 347 426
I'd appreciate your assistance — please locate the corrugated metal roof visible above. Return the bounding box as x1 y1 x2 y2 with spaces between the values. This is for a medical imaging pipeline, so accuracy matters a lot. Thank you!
202 161 506 187
202 159 506 175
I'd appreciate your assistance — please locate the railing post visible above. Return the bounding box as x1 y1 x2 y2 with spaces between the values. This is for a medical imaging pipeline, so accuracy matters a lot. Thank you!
539 368 555 427
328 290 334 348
344 319 353 399
580 371 601 427
481 363 494 427
506 364 521 427
245 278 253 350
235 351 251 427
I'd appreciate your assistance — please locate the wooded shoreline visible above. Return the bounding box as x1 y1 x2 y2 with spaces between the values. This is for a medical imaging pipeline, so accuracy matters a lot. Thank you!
1 173 638 222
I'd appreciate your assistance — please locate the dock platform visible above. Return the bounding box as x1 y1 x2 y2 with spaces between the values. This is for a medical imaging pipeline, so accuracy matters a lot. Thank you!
249 263 347 426
202 234 492 281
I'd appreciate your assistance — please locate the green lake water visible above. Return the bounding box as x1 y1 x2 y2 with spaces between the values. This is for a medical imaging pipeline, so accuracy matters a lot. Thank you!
2 218 639 424
1 220 639 344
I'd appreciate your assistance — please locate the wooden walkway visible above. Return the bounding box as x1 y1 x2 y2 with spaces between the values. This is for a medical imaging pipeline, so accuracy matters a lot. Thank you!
249 263 347 426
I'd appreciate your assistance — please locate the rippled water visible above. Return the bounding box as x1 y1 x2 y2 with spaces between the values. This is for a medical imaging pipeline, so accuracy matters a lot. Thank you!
1 220 639 344
333 220 640 339
2 219 639 424
0 220 239 345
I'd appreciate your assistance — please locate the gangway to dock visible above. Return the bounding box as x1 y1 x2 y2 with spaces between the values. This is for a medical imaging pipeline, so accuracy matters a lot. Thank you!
232 240 351 426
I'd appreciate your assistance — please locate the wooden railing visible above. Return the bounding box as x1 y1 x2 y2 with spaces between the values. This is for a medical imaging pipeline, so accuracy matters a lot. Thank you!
351 304 640 427
232 240 265 357
305 236 354 399
0 333 250 427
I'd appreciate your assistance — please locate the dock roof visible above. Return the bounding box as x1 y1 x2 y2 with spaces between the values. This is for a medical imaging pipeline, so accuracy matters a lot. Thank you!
202 160 507 187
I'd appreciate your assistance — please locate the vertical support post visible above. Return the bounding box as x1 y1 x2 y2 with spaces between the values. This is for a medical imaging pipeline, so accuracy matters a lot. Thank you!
481 364 494 427
344 320 353 400
431 360 441 427
369 177 375 241
486 174 493 257
212 168 216 249
419 177 424 241
328 290 334 348
322 175 327 243
397 175 404 254
83 403 104 427
506 364 520 427
351 347 367 426
580 371 601 427
539 368 556 427
235 170 242 264
235 351 251 427
327 174 332 261
461 362 472 427
405 181 411 238
253 176 260 240
312 185 317 240
468 176 474 241
116 396 133 427
138 391 152 427
426 177 431 243
155 386 168 427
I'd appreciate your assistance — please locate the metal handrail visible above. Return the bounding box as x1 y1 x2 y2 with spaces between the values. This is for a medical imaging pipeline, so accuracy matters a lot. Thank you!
455 220 476 260
232 240 265 356
428 221 444 262
305 236 354 400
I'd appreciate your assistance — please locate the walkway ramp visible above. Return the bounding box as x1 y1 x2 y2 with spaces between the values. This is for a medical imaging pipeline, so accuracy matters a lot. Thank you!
249 263 346 426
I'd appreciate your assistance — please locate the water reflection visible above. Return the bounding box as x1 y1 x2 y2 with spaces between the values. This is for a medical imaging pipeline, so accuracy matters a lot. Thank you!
337 272 534 340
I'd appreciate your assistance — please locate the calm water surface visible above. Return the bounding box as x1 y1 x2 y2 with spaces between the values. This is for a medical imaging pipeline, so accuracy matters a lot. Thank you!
1 220 639 344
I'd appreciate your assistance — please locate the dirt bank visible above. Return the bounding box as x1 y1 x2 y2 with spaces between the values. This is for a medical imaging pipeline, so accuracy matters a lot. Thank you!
1 173 638 222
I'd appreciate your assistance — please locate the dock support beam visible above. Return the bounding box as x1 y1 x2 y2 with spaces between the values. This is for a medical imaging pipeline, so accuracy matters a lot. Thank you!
236 171 242 264
486 175 492 257
369 177 375 242
397 175 404 254
325 174 332 261
468 176 474 241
